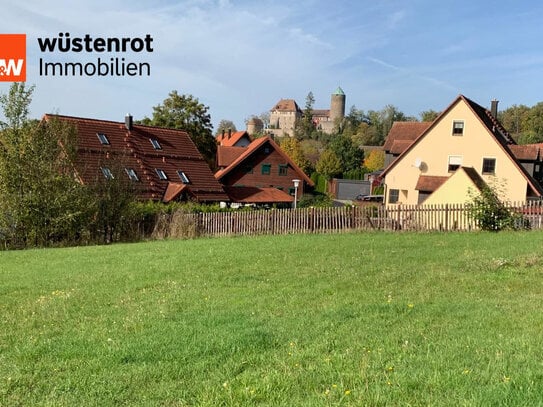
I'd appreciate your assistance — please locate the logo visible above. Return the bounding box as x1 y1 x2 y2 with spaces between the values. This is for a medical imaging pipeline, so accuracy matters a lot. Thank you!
0 34 26 82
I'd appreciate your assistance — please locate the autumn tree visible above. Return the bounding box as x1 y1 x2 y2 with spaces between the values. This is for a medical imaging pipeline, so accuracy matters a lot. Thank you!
364 149 385 172
279 137 311 173
140 90 216 167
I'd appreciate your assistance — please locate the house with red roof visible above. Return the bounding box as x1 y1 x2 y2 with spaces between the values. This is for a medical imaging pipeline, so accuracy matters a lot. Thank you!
381 95 543 205
215 135 314 206
45 114 228 203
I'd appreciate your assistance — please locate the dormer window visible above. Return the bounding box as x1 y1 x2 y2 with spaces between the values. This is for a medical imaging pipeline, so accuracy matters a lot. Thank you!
150 138 162 150
452 121 464 136
177 170 190 184
101 167 114 180
97 133 110 145
125 168 139 182
155 168 168 180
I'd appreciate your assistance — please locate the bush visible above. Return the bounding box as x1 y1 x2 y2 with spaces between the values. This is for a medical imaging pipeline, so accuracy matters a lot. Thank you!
467 185 524 231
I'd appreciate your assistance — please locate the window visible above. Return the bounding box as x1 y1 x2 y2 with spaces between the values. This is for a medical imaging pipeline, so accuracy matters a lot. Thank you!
177 170 190 184
278 164 288 176
125 168 139 182
261 163 271 175
452 120 464 136
96 133 110 145
448 155 462 172
150 138 162 150
482 158 496 174
101 167 114 180
389 189 399 204
155 168 168 180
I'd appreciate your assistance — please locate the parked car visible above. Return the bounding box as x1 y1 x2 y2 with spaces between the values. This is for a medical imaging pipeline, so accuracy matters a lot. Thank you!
356 194 384 202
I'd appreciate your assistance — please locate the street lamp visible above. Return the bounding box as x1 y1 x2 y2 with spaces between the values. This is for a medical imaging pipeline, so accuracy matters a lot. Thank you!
292 179 300 209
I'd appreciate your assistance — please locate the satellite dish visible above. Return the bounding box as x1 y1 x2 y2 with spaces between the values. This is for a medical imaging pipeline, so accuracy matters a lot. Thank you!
414 158 422 169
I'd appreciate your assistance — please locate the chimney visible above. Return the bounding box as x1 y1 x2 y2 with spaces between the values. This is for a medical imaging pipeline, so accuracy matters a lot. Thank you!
227 128 232 139
490 100 499 118
125 113 133 130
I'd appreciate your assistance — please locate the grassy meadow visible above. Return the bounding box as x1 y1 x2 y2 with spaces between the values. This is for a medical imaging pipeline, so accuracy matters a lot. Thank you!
1 231 543 406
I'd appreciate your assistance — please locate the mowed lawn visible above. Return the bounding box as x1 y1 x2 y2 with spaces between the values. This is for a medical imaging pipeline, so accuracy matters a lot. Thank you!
1 231 543 406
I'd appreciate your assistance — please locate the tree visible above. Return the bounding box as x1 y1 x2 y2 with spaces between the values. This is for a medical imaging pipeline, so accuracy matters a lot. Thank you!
295 91 316 139
316 149 342 180
467 183 523 231
420 109 440 122
364 149 385 172
329 134 364 174
279 137 311 173
0 83 90 247
216 119 237 134
140 90 216 167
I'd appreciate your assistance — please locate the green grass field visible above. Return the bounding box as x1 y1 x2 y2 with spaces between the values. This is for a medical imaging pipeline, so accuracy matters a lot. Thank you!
1 231 543 406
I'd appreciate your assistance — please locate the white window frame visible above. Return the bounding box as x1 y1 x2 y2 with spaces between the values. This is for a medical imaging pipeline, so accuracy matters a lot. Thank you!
452 120 464 136
177 170 190 184
101 167 114 180
125 168 139 182
448 155 463 172
155 168 168 180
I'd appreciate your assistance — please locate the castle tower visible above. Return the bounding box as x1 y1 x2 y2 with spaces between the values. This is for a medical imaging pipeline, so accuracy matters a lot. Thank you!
330 86 346 123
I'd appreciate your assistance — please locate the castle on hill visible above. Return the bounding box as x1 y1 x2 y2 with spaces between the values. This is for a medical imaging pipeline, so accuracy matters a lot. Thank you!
262 87 346 137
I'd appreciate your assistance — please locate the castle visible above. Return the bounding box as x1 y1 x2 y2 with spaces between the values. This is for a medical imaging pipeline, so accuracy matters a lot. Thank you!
264 87 346 137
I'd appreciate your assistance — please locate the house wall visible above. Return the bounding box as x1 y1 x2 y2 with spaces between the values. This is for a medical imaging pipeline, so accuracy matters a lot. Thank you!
423 169 479 205
384 100 529 205
220 145 305 194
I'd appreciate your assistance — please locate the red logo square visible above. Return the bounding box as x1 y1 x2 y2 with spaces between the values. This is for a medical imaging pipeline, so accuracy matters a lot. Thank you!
0 34 26 82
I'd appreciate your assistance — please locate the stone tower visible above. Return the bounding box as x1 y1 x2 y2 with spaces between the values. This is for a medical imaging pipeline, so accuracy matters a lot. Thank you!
330 86 346 123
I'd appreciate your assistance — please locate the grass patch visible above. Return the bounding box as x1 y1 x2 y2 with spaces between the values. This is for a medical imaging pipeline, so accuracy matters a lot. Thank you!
1 231 543 405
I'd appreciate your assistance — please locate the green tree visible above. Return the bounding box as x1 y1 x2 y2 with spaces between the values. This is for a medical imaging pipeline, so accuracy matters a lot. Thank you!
467 184 523 231
329 134 364 174
316 149 342 180
140 91 216 167
295 91 316 139
420 109 440 122
0 83 90 248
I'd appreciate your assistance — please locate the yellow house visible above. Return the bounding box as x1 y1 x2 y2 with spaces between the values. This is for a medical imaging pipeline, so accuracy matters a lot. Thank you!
381 95 543 205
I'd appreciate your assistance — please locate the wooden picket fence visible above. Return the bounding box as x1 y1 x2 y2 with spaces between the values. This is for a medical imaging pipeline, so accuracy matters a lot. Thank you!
154 200 543 239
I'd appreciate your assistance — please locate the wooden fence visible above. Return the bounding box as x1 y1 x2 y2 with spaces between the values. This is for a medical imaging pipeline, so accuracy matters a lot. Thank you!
152 201 543 239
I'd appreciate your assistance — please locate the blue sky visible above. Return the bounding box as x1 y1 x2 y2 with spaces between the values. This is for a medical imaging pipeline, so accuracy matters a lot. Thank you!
2 0 543 131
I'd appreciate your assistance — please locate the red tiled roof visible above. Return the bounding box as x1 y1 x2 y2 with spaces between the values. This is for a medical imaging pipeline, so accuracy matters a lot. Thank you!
415 175 448 192
509 144 543 161
383 122 432 152
271 99 302 113
224 186 294 203
217 146 245 168
214 136 314 186
44 114 228 202
216 130 252 147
